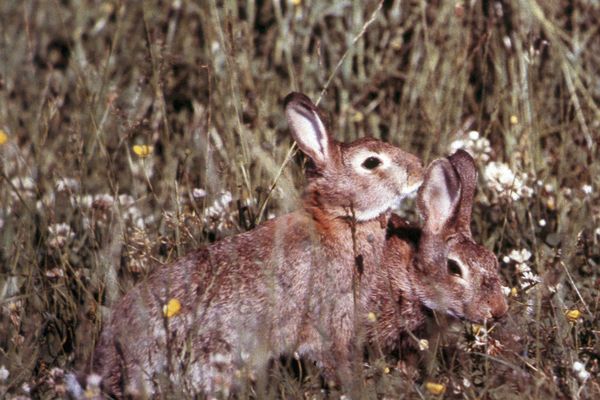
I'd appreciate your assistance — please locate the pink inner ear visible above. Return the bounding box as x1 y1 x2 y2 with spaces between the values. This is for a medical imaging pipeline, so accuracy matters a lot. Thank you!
418 158 461 234
285 95 331 168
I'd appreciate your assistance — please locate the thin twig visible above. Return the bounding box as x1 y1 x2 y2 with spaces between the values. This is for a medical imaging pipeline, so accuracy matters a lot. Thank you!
317 1 384 105
560 260 593 317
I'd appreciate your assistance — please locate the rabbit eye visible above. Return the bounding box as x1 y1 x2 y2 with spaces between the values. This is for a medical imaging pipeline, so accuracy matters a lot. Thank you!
362 156 382 170
447 259 463 278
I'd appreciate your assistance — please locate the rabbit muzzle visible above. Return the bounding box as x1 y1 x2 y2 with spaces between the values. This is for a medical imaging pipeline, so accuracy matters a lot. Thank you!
489 291 509 319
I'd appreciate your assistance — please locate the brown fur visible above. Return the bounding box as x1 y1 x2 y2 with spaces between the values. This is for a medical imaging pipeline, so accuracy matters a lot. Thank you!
364 150 508 352
90 93 424 398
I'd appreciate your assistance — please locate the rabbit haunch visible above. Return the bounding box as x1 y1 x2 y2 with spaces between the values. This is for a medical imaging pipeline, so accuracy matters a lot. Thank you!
89 92 424 398
365 150 508 352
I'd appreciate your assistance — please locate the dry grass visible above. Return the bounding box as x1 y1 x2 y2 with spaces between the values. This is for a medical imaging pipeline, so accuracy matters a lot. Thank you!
0 0 598 398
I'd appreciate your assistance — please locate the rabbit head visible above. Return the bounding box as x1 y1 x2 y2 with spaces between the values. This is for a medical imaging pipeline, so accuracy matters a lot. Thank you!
413 149 508 323
285 92 423 221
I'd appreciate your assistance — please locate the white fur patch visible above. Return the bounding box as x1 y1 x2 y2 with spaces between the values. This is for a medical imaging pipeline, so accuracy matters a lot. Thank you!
402 178 422 195
354 192 408 222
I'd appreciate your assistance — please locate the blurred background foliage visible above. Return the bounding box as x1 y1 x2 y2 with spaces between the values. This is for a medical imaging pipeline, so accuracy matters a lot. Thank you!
0 0 598 398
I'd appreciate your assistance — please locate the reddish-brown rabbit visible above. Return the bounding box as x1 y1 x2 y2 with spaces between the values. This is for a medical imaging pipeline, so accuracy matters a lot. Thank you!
366 150 508 351
88 93 424 398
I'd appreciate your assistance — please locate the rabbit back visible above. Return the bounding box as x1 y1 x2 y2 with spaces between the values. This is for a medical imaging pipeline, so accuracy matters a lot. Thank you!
94 211 388 396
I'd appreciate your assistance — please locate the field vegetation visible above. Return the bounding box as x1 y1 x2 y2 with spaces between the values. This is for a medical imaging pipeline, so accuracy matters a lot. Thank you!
0 0 598 398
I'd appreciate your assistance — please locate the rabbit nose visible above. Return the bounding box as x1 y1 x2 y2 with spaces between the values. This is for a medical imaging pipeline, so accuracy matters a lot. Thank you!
490 295 509 319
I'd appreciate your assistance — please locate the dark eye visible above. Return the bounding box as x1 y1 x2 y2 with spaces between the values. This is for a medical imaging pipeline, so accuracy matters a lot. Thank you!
447 259 463 278
362 156 382 170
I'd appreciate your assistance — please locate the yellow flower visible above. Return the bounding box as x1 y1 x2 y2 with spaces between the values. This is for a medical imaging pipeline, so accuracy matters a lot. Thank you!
418 339 429 351
291 0 302 5
383 366 390 374
566 309 581 323
425 382 446 395
352 111 364 123
510 287 518 297
163 298 182 318
510 115 519 125
133 144 153 158
367 312 377 322
84 388 100 398
0 129 8 145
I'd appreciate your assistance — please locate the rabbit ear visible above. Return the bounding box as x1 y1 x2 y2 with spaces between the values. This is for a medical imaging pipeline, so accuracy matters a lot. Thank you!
417 158 461 234
284 92 333 169
448 149 477 234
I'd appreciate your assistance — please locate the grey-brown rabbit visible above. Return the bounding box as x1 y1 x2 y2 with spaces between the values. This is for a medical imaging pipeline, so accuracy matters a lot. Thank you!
88 93 424 398
365 150 508 352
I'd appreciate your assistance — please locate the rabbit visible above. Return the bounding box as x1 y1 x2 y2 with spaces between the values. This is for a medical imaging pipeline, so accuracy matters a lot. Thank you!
86 92 424 398
363 149 508 353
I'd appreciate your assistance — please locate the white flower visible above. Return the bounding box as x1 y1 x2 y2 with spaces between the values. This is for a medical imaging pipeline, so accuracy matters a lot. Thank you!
45 267 65 279
56 177 80 192
71 194 94 209
507 248 541 288
219 191 233 206
93 193 115 209
0 365 9 381
483 162 531 201
526 297 535 316
48 223 75 248
538 219 546 227
547 282 561 293
501 286 511 296
573 361 590 382
578 370 591 381
10 176 36 199
205 191 234 218
582 184 592 195
522 271 541 283
118 194 136 208
449 139 466 153
193 188 207 198
449 131 491 162
508 249 532 263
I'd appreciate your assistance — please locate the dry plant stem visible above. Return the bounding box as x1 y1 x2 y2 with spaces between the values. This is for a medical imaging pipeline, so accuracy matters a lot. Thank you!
316 1 384 105
561 60 593 151
0 171 33 215
174 181 182 258
142 6 171 141
208 0 251 170
560 261 592 317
